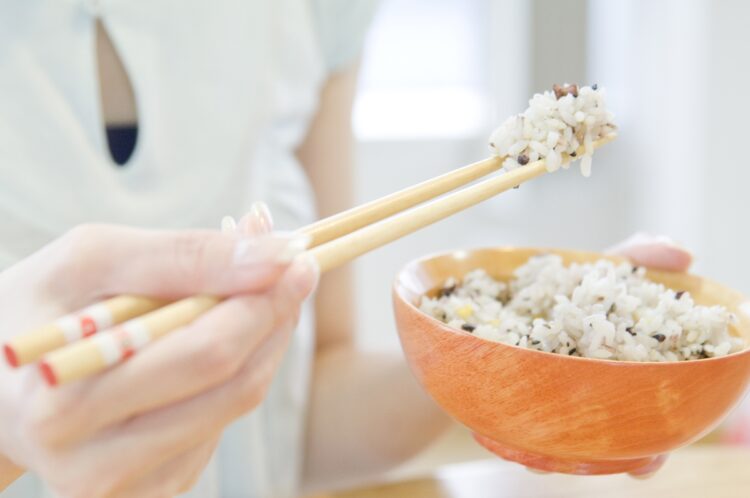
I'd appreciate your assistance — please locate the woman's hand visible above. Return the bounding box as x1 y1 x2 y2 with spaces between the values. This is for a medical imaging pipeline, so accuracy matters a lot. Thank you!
522 233 693 479
612 232 691 479
0 204 318 497
607 232 693 272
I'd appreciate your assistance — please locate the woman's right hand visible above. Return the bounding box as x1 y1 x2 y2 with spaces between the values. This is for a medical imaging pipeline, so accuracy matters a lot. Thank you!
0 207 317 497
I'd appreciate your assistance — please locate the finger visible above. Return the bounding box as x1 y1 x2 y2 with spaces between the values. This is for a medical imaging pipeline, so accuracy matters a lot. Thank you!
525 467 550 474
237 201 274 237
220 216 237 234
80 316 299 493
39 254 319 445
44 225 310 301
110 437 219 498
607 232 693 272
628 454 668 479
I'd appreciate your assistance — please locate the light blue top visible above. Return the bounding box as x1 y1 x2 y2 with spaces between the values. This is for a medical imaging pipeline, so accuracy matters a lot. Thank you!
0 0 377 496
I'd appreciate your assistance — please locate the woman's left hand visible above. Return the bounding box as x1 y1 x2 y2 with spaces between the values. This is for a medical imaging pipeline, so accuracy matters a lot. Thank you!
607 232 693 273
525 232 693 479
614 232 692 478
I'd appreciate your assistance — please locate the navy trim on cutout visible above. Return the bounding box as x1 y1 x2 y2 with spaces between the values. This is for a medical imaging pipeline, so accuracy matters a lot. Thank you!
105 125 138 166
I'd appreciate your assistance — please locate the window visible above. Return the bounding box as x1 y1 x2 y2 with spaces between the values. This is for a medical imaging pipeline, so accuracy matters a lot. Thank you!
354 0 492 140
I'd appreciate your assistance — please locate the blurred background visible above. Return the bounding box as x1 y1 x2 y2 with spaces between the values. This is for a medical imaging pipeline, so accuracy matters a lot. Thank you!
351 0 750 475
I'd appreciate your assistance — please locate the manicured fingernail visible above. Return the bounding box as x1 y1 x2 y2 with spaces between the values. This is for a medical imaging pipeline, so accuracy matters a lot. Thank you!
238 201 274 236
251 202 273 234
525 467 550 475
654 235 692 254
610 233 693 258
221 216 237 233
233 232 310 266
288 252 320 300
635 234 694 262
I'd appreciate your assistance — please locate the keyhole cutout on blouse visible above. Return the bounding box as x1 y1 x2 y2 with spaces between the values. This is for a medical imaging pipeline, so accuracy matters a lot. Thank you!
95 20 139 166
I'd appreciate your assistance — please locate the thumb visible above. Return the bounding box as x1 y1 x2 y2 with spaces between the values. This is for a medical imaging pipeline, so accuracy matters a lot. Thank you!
607 232 693 272
43 225 310 300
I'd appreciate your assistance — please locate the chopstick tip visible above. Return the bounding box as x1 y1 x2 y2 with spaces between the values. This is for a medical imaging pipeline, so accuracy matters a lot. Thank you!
39 361 58 387
3 344 18 368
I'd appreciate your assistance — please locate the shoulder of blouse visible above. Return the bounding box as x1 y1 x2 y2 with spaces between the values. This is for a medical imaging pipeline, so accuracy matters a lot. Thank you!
309 0 380 73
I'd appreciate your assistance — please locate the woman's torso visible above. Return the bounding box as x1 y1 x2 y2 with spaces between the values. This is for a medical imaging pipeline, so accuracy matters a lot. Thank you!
0 0 325 252
0 0 374 496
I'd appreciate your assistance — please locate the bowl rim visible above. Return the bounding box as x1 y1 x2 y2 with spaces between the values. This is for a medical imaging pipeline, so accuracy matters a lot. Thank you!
393 245 750 367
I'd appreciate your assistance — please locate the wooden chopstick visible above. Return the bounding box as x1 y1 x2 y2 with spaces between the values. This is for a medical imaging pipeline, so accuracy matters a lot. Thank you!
3 295 168 367
310 134 615 273
312 160 542 272
300 156 502 246
18 135 614 386
3 155 504 368
38 296 219 386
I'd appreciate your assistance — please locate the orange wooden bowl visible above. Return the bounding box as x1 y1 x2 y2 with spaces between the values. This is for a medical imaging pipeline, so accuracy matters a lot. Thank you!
393 247 750 475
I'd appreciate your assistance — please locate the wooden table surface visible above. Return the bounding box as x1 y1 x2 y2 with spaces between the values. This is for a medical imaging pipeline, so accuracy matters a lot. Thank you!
310 447 750 498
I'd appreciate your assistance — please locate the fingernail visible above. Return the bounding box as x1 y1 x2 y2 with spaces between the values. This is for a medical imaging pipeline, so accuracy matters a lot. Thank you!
238 201 274 236
251 202 273 234
233 232 310 266
653 234 692 253
609 232 693 258
525 467 551 475
630 472 657 480
288 252 320 300
636 234 694 260
221 216 237 234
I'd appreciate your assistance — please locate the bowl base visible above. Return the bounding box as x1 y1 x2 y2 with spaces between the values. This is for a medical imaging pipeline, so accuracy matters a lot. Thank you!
473 433 667 476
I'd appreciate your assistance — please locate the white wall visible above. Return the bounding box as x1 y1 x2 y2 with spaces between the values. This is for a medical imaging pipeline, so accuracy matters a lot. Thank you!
703 0 750 292
353 0 750 352
588 0 750 292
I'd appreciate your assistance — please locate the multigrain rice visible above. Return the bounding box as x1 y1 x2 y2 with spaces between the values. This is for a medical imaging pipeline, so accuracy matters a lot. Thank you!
488 84 616 177
420 255 744 362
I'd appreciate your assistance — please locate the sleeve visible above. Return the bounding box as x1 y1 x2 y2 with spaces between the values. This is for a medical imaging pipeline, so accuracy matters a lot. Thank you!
310 0 380 73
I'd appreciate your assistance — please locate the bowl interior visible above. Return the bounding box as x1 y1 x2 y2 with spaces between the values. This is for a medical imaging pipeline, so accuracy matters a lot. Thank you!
396 246 750 343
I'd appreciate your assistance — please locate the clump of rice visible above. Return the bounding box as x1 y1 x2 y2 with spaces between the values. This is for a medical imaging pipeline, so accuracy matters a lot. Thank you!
420 255 744 362
489 84 616 177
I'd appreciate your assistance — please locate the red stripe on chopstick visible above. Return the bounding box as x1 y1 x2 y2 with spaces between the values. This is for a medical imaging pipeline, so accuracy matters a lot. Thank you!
3 344 18 368
80 316 98 337
39 361 58 387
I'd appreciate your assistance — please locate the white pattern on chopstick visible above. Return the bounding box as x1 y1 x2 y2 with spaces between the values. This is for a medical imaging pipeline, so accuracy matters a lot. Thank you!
3 295 167 367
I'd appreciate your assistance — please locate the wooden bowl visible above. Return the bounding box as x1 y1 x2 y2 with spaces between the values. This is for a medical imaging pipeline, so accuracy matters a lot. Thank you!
393 247 750 475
